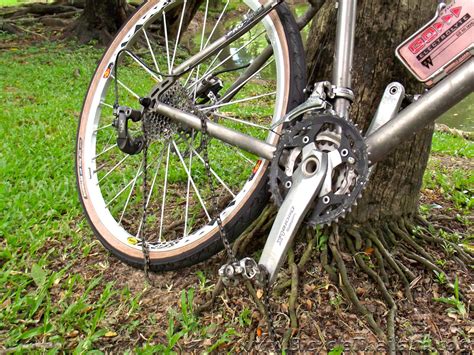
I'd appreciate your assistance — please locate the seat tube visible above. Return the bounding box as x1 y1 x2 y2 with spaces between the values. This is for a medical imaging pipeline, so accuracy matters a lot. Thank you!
333 0 357 119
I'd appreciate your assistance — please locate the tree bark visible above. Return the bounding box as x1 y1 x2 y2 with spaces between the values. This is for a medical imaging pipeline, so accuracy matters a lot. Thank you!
306 0 437 224
65 0 132 45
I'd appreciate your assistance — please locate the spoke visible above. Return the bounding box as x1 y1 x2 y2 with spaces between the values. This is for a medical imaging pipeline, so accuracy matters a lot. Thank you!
104 150 162 209
98 154 130 184
184 133 194 237
187 30 266 92
172 140 212 221
202 0 229 50
162 11 171 74
192 0 210 101
201 91 276 111
105 166 143 208
135 145 167 236
94 123 113 133
223 143 255 165
106 178 137 208
111 75 140 99
142 28 163 81
119 161 144 224
171 0 187 70
218 58 274 104
125 51 160 82
100 101 115 109
189 145 236 198
183 66 196 87
145 144 167 209
213 112 271 131
158 143 171 242
93 143 117 160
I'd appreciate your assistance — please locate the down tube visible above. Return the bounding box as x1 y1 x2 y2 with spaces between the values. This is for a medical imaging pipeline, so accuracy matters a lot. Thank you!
366 59 474 163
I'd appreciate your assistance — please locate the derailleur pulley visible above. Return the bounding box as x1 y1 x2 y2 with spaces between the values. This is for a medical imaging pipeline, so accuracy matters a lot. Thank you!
113 106 145 155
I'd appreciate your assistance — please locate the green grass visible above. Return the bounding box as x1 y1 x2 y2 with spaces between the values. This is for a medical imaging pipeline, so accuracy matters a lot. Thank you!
431 131 474 158
0 0 53 5
0 35 472 352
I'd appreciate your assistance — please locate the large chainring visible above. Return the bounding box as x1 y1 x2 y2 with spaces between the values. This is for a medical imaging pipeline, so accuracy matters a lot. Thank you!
269 113 369 226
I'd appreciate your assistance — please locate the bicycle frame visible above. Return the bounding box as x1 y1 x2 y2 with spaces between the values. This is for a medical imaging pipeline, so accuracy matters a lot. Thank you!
154 0 474 165
153 0 474 280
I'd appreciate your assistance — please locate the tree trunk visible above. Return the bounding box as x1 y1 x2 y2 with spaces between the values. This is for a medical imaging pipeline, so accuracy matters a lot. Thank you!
64 0 203 45
306 0 437 224
65 0 132 45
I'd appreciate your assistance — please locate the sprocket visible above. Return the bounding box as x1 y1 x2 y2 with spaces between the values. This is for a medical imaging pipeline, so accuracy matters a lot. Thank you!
269 113 369 226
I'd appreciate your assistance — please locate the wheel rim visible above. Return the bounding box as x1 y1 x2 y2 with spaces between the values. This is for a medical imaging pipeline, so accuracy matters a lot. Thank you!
77 0 291 257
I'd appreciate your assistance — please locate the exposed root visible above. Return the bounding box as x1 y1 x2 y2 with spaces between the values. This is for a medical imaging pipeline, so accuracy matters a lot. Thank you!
281 248 299 351
196 208 467 353
195 278 224 315
195 206 275 316
330 226 385 338
345 237 397 353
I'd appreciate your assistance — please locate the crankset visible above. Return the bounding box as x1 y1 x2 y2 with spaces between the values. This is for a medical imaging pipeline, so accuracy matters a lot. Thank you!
257 113 369 281
269 113 369 226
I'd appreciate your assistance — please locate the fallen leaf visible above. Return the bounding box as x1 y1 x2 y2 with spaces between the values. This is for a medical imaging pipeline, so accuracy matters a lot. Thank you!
306 299 312 310
65 330 79 339
80 306 93 314
104 331 118 338
256 327 262 337
365 247 375 255
303 284 316 294
256 289 264 299
448 314 458 321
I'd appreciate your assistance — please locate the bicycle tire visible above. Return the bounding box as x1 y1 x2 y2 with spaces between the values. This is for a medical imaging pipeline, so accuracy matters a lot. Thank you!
75 0 306 271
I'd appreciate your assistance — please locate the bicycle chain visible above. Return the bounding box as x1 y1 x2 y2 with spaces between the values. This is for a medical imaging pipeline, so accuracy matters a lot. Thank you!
199 114 281 352
130 84 281 352
140 120 154 285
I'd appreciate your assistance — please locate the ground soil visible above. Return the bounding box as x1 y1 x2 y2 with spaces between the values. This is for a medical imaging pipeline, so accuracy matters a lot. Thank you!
50 153 472 353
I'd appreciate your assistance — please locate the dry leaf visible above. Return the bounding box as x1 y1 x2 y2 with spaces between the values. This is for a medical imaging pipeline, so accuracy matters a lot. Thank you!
365 247 375 255
448 314 459 321
256 327 262 337
104 331 118 338
80 306 93 314
306 299 312 310
303 284 316 294
65 330 79 339
256 289 264 299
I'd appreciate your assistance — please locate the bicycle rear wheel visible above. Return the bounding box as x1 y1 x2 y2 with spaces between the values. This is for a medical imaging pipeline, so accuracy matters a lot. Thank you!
76 0 306 270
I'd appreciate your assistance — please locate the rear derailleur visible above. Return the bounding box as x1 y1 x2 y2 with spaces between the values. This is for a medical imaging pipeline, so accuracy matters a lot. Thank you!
112 106 145 155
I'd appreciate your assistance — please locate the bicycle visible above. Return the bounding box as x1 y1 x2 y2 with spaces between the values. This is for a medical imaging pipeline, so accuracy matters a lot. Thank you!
75 0 473 289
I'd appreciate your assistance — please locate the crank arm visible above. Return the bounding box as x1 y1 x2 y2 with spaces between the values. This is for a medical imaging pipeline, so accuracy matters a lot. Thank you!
259 144 330 283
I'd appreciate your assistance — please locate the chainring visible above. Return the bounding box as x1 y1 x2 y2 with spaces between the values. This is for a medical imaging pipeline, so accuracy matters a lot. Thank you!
269 113 369 226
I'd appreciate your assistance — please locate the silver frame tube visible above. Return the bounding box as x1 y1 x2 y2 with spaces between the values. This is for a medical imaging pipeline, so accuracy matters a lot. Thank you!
333 0 357 118
366 58 474 163
154 59 474 165
153 102 276 160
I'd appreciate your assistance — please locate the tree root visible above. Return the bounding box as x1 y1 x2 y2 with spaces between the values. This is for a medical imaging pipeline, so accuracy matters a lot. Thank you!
310 215 466 352
330 226 385 338
281 248 299 351
195 206 275 316
195 208 467 353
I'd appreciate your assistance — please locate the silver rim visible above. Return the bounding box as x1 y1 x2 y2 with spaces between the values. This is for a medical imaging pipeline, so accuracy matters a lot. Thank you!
78 0 289 255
